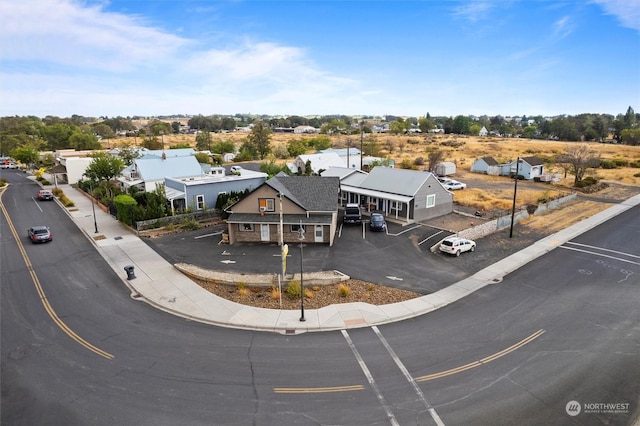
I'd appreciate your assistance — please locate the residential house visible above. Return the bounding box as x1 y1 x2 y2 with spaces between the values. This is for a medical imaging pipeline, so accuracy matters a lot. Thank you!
338 167 453 223
225 175 340 246
479 126 489 136
471 156 544 179
293 125 319 134
164 168 267 214
289 152 346 175
52 149 99 184
509 156 544 180
471 157 501 175
118 149 202 192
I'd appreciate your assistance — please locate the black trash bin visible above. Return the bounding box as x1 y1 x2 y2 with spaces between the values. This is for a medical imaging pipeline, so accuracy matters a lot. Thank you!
124 265 136 280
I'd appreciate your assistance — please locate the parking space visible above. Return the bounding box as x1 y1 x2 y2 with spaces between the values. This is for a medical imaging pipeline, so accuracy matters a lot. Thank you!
144 216 477 295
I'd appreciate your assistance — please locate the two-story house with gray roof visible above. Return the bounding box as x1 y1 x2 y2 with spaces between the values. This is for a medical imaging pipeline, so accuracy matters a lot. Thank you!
225 175 340 245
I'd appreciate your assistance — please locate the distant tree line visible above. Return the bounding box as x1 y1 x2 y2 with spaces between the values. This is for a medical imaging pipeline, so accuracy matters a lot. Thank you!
1 107 638 161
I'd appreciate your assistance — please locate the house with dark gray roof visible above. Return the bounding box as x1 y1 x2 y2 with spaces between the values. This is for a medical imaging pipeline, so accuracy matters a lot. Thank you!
225 175 340 245
471 156 545 179
471 156 501 174
338 167 453 223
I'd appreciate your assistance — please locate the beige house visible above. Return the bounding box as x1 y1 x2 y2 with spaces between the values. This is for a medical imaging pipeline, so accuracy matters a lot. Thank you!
225 174 340 246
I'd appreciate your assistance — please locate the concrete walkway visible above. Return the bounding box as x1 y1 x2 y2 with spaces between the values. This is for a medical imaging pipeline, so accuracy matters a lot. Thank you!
55 182 640 334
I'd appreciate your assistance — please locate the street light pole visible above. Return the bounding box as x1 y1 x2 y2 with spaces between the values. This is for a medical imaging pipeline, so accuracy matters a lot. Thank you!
509 157 521 238
297 220 305 322
84 175 99 234
360 122 364 170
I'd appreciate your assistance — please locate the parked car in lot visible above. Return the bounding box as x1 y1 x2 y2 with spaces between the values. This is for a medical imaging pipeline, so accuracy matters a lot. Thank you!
37 189 54 201
439 237 475 256
441 179 467 190
27 226 53 243
343 203 362 224
369 212 387 232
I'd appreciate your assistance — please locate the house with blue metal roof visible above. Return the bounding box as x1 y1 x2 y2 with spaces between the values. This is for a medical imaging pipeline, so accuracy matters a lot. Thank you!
118 152 204 192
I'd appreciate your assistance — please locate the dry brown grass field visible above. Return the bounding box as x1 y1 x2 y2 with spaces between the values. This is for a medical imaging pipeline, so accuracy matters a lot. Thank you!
107 132 640 221
108 131 640 185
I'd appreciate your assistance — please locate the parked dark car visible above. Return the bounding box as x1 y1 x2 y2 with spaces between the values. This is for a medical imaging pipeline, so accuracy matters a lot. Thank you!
369 213 386 232
37 189 54 201
28 226 53 243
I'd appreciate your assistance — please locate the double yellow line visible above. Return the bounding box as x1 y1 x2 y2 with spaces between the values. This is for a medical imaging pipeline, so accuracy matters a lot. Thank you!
0 191 113 360
415 329 545 382
274 329 545 394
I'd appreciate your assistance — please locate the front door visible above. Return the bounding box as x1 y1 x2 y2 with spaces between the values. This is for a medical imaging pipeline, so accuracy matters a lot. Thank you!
260 224 270 242
314 225 323 243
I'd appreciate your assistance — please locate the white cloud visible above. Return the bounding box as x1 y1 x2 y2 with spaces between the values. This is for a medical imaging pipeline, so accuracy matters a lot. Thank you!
590 0 640 31
552 16 575 40
0 0 190 72
0 0 364 116
452 2 493 22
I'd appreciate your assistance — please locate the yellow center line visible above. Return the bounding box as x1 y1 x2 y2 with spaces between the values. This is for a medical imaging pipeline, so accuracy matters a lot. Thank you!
274 385 365 394
0 192 114 360
274 329 545 393
416 329 545 382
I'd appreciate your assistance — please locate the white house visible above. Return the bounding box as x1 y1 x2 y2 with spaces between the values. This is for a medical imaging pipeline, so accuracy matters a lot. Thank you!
118 151 203 192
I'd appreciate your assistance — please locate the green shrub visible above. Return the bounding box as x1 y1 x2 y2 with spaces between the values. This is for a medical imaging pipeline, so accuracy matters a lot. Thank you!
180 218 200 230
576 176 599 188
285 280 301 299
114 194 138 226
599 159 618 169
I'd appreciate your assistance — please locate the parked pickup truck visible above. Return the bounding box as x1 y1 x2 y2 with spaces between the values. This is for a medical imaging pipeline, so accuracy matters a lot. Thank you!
343 203 362 224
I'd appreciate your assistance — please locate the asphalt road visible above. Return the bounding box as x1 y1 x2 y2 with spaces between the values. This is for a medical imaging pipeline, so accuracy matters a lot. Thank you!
1 168 638 425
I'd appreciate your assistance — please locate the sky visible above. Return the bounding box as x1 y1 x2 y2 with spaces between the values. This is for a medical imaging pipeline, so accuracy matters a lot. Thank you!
1 0 638 119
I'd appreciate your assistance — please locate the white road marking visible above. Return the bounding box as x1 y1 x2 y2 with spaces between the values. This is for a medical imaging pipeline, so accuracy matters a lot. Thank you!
564 241 640 259
560 245 640 265
386 276 403 281
418 230 444 246
342 330 399 426
388 224 422 237
194 231 222 239
372 326 446 426
220 260 236 264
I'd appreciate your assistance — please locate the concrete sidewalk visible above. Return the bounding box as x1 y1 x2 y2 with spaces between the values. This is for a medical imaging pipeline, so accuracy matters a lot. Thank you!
55 182 640 334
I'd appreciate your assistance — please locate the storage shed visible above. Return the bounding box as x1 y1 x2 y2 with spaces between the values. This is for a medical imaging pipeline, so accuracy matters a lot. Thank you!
435 162 456 176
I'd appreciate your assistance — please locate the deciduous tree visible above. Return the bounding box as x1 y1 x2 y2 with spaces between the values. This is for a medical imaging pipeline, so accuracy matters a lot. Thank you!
557 144 601 186
247 121 272 160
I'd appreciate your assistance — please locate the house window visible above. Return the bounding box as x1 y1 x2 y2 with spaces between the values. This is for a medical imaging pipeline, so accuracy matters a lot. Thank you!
240 223 254 231
426 194 436 208
259 198 275 212
196 195 205 210
290 224 306 233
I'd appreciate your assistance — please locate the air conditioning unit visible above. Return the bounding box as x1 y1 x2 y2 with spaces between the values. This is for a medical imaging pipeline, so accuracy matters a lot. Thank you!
259 206 267 212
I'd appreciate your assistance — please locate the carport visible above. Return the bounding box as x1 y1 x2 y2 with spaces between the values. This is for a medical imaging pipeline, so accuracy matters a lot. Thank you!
340 185 412 222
